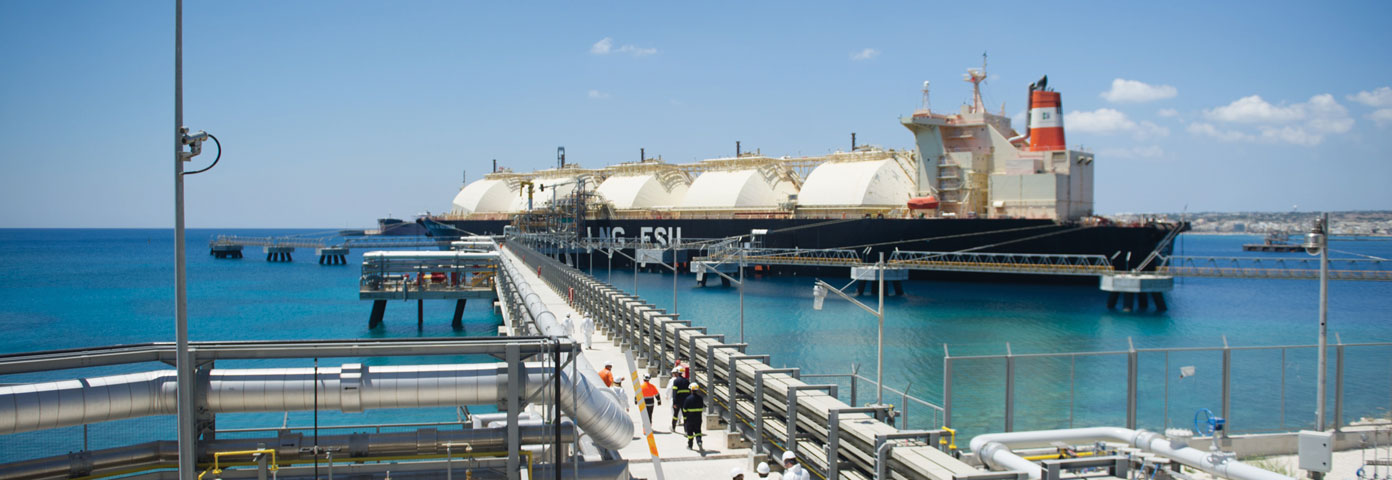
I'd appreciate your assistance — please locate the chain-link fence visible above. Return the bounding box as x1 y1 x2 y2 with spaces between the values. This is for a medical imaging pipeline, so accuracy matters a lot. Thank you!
944 338 1392 440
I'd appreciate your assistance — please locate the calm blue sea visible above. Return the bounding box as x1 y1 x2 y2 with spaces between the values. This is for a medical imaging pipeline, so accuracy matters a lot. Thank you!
0 229 1389 459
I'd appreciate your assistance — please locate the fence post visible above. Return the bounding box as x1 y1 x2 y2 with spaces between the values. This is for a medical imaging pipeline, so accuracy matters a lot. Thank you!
851 363 859 408
1335 333 1344 432
1005 342 1014 433
1127 337 1138 430
902 380 913 430
942 346 952 429
1221 336 1231 440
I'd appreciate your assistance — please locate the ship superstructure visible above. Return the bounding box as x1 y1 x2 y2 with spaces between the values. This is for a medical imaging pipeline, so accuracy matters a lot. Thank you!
902 69 1092 221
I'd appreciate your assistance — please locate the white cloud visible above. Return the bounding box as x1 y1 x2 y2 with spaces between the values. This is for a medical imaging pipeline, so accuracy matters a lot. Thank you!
1205 95 1305 123
850 48 880 61
1196 94 1353 145
1369 109 1392 128
616 45 657 57
590 37 656 57
1100 145 1165 159
587 89 610 100
1099 79 1178 103
1187 122 1257 142
590 37 613 55
1157 108 1179 118
1067 108 1169 139
1348 87 1392 108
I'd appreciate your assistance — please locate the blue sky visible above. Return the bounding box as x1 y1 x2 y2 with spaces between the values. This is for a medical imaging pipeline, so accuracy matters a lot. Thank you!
2 1 1389 228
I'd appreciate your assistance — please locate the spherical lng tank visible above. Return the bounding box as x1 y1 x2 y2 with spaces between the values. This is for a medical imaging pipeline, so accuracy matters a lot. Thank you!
678 162 798 210
451 177 521 215
594 164 690 210
797 155 915 208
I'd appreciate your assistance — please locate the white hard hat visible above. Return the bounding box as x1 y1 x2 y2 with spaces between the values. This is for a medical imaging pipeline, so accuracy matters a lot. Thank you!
781 451 797 462
756 462 771 474
730 467 745 478
672 367 682 373
689 383 700 391
604 360 613 366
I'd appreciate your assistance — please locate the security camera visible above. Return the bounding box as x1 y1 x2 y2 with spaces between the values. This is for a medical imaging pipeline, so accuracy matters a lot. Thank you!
1304 217 1327 256
179 127 209 160
1304 232 1323 256
181 130 209 145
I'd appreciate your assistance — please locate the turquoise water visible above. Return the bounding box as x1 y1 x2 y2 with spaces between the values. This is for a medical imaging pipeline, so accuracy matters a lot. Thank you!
0 229 1389 459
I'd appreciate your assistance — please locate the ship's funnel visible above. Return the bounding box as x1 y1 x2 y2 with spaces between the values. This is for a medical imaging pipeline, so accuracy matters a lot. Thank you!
1028 89 1066 151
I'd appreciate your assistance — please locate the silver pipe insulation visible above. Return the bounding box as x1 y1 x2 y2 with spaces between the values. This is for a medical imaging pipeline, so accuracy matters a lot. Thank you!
0 250 634 451
497 247 635 450
0 424 575 480
969 427 1294 480
0 363 610 439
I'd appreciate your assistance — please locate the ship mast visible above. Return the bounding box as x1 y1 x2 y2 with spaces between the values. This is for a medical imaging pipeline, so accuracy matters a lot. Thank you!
965 52 988 114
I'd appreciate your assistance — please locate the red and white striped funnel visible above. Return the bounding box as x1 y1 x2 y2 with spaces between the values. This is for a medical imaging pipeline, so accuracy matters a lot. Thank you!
1028 89 1066 151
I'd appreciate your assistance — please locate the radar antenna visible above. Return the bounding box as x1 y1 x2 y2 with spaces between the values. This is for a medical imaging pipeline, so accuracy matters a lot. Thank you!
918 81 932 114
964 52 988 114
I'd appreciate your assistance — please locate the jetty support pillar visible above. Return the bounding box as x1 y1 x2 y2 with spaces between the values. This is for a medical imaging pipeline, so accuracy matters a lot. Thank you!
316 247 349 265
452 299 467 329
264 246 294 262
368 300 387 328
1101 273 1174 313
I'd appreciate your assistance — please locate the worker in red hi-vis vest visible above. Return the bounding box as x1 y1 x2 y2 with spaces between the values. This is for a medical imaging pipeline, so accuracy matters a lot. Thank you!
640 374 660 426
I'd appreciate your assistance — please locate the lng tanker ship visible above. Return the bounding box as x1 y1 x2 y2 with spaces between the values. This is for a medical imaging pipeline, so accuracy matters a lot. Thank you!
425 67 1184 277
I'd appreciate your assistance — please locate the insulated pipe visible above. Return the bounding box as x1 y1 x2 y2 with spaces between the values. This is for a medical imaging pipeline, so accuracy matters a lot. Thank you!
0 424 575 480
0 251 633 450
497 248 634 450
969 427 1293 480
0 363 606 440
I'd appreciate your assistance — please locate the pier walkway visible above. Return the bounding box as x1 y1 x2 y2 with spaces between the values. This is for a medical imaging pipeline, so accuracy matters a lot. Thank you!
503 242 987 480
499 245 757 479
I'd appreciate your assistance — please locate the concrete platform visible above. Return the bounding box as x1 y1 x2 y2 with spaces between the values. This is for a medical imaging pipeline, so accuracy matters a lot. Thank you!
503 249 761 479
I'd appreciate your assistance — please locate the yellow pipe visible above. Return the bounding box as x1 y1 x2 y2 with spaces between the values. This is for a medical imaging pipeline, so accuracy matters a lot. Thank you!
1022 450 1099 461
93 450 532 480
199 448 278 480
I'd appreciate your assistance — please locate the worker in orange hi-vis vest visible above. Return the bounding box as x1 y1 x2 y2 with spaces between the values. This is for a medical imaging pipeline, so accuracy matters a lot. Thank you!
640 374 661 426
598 361 615 387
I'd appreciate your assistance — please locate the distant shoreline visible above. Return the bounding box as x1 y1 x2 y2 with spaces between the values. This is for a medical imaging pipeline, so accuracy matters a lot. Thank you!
1182 232 1392 238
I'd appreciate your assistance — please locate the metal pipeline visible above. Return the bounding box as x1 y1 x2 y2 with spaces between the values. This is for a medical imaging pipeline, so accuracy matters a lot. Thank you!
497 247 635 450
0 363 614 440
0 424 575 480
969 427 1293 480
0 251 633 450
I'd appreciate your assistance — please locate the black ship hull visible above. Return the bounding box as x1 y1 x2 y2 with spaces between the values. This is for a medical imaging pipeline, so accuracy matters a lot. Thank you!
426 217 1180 283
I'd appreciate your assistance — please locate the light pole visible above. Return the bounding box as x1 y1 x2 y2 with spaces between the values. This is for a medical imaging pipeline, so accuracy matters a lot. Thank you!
173 2 194 477
671 244 678 315
739 248 745 344
1304 213 1330 432
813 252 886 405
693 251 745 343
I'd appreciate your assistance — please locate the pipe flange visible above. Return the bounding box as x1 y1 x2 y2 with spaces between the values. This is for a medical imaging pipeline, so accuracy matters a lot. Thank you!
976 441 1007 469
340 363 364 413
